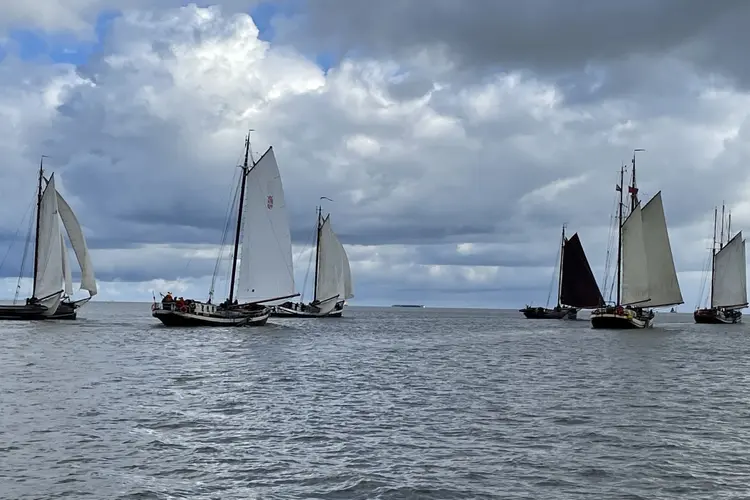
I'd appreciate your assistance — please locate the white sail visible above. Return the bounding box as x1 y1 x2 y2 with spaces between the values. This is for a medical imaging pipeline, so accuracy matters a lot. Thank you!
34 174 64 314
236 146 295 302
712 231 748 308
315 216 349 302
61 234 73 295
640 192 683 308
621 204 650 305
342 246 354 300
56 190 98 297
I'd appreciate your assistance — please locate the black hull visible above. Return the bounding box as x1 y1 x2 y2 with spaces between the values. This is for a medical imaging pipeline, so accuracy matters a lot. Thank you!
0 299 83 321
270 300 345 318
152 300 270 327
520 307 577 319
590 307 653 329
694 308 742 324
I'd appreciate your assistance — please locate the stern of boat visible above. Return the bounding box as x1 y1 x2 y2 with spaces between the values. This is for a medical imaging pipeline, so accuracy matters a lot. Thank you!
591 306 654 329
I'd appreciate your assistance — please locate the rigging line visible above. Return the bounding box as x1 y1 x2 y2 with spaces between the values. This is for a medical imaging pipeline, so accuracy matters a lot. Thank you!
299 221 319 302
209 166 242 301
545 237 561 308
14 198 37 304
0 193 36 272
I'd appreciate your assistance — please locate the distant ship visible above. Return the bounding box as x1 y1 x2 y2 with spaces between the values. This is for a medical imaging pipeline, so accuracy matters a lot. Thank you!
392 304 425 308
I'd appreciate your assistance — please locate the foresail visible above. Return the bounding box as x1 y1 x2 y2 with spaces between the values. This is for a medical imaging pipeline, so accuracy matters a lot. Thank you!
35 174 64 315
621 205 650 305
61 234 73 295
236 146 296 302
315 216 347 303
56 190 97 296
640 192 683 307
560 233 603 308
712 231 748 308
342 246 354 300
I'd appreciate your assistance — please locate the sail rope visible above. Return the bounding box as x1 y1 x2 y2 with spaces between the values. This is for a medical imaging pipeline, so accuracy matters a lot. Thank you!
14 196 37 304
602 169 622 303
0 192 35 274
208 163 242 302
298 221 318 303
545 241 561 308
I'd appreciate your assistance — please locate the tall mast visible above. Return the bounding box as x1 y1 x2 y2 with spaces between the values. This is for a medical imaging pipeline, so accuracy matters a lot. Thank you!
313 205 322 303
616 164 625 306
710 206 717 308
720 202 725 250
630 148 644 213
557 224 565 307
228 131 252 303
32 155 46 298
728 212 732 243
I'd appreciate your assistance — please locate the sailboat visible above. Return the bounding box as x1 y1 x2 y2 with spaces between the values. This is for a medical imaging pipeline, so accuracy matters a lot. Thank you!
271 204 354 318
0 160 67 320
47 176 98 319
591 153 683 329
694 204 747 324
520 225 604 319
152 132 299 327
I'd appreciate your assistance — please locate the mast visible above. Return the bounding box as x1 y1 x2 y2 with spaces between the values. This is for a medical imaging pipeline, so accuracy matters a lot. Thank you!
616 164 625 306
32 155 46 298
313 205 322 302
557 224 565 307
630 149 644 212
720 203 725 250
728 212 732 243
710 206 717 308
228 132 252 303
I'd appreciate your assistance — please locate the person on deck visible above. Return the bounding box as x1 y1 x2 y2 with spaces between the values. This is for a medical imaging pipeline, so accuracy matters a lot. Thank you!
162 292 174 303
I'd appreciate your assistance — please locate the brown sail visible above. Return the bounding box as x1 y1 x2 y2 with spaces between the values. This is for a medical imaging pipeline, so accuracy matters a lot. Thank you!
560 233 604 309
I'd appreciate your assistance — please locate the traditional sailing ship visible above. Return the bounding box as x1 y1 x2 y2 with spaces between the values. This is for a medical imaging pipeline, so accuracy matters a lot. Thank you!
694 205 747 324
0 157 97 321
271 204 354 318
520 225 604 319
152 132 298 327
591 152 683 329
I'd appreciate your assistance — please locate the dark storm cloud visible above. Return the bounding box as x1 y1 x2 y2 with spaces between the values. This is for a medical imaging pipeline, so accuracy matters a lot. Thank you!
283 0 748 80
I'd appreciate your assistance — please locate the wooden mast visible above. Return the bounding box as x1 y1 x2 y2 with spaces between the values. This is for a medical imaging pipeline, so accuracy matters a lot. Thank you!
313 205 322 303
710 206 718 308
228 132 251 303
557 224 565 308
31 155 46 298
616 164 625 306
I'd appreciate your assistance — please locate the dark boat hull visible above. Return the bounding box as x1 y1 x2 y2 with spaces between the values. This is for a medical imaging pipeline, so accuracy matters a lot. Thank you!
520 307 577 319
590 307 654 329
270 300 345 318
152 301 269 327
694 308 742 324
0 297 86 321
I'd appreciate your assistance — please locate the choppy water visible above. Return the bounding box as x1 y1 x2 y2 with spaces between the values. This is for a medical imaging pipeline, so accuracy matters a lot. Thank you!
2 303 750 499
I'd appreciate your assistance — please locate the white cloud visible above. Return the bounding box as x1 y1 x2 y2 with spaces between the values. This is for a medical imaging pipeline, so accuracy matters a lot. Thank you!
1 4 750 308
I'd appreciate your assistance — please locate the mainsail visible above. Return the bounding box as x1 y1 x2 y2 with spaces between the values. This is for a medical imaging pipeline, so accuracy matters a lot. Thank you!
34 174 65 314
712 231 748 309
315 215 354 303
559 233 603 308
56 190 98 297
236 147 296 302
621 192 682 308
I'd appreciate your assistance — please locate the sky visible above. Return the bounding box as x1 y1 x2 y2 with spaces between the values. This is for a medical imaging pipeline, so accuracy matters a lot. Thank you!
1 0 750 309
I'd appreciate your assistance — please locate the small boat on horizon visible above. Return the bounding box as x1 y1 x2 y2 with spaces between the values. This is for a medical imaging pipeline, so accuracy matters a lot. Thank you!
152 131 298 327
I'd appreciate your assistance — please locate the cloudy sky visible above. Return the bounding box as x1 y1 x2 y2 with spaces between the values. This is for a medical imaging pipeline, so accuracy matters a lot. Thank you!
1 0 749 308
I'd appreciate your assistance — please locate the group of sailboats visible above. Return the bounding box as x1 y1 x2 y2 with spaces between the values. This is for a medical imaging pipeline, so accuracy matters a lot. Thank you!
522 149 747 329
0 157 97 321
151 131 354 327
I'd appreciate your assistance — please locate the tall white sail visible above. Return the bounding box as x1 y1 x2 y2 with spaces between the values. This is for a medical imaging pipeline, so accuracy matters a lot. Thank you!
56 190 98 297
640 192 683 307
34 174 64 314
315 216 349 302
61 235 73 296
342 246 354 300
236 146 296 302
621 205 650 305
712 231 748 308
